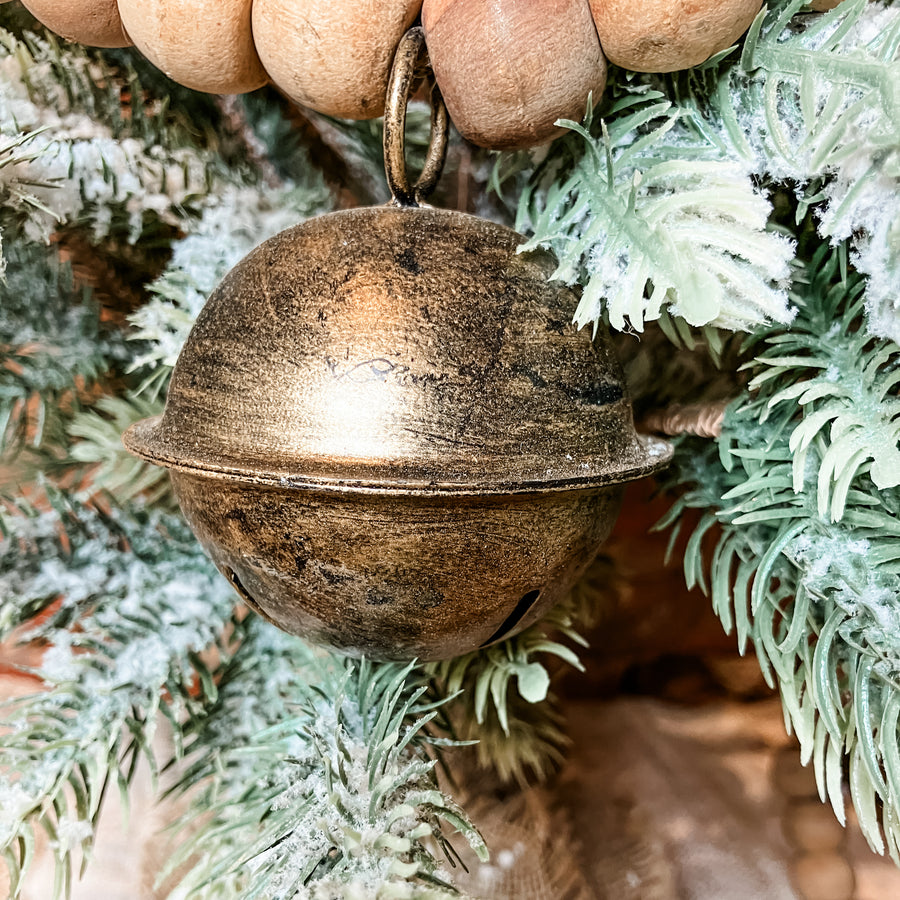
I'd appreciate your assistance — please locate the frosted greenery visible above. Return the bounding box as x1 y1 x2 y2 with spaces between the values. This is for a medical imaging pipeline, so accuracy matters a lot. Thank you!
127 176 331 378
0 29 215 245
424 579 603 785
0 241 109 457
161 630 486 899
515 99 796 332
2 0 900 896
516 0 900 337
0 498 234 896
660 245 900 857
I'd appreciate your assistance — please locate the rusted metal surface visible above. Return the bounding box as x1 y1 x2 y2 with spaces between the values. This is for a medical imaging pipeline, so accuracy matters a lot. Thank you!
124 205 671 659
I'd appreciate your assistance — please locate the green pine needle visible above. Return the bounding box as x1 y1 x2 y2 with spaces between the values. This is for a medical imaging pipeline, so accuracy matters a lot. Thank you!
663 244 900 856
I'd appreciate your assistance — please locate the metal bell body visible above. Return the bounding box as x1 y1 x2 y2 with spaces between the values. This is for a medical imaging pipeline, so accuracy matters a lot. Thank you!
124 205 671 660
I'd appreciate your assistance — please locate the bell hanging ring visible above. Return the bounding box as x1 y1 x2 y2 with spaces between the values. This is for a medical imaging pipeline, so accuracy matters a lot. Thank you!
124 28 672 661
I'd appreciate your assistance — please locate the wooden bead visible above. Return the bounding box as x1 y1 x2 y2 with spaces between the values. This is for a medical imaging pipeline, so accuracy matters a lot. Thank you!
784 800 845 853
791 853 855 900
589 0 763 73
21 0 130 48
116 0 266 94
423 0 607 151
252 0 422 120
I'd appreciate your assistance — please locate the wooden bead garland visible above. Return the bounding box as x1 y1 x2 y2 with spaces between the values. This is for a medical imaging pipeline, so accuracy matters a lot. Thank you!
588 0 764 73
252 0 423 120
20 0 840 148
422 0 607 151
20 0 131 48
116 0 267 95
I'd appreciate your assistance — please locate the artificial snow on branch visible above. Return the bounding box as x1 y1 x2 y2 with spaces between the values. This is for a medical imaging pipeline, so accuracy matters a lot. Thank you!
516 0 900 339
696 0 900 340
661 245 900 857
164 637 487 899
0 498 235 895
515 94 796 333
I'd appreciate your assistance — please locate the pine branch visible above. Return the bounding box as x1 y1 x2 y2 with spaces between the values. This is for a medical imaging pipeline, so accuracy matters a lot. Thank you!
661 244 900 857
0 241 110 460
0 497 235 897
67 394 172 508
516 1 900 340
424 589 597 786
163 625 485 899
672 0 900 339
516 89 796 333
127 177 330 378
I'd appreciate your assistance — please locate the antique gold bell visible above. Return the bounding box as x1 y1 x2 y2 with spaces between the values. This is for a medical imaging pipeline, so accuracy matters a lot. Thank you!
124 30 672 661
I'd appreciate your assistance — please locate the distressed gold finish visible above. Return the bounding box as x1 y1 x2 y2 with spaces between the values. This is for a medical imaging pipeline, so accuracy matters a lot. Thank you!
124 206 671 659
122 28 672 660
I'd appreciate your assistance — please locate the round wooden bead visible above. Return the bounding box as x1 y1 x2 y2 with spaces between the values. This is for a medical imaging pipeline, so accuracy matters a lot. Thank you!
791 853 855 900
252 0 422 120
589 0 763 73
21 0 130 48
116 0 266 94
422 0 607 151
784 800 845 853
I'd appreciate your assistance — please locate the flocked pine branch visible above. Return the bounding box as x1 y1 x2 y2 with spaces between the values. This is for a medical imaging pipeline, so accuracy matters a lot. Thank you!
0 23 329 281
161 622 486 900
660 244 900 856
127 176 330 379
516 0 900 339
0 496 235 896
515 92 796 333
0 28 213 247
0 241 111 459
674 0 900 341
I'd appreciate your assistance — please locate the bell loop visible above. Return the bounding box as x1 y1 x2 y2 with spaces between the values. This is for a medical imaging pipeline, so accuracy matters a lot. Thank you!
383 27 449 208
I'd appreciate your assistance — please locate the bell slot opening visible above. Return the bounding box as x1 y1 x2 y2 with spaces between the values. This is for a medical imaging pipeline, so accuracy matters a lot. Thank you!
481 589 542 648
226 567 265 616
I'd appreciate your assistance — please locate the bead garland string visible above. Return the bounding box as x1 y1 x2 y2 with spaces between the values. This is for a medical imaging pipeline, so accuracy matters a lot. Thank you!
17 0 845 151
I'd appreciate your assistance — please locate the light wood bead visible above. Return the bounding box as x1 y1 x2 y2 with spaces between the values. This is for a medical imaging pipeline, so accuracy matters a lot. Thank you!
422 0 607 151
589 0 763 73
252 0 422 120
785 800 845 853
116 0 266 94
21 0 130 48
809 0 845 9
792 853 855 900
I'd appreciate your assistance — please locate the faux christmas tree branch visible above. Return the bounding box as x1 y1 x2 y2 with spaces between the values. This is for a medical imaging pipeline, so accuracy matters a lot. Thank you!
517 0 900 340
1 1 899 897
0 497 235 896
660 244 900 855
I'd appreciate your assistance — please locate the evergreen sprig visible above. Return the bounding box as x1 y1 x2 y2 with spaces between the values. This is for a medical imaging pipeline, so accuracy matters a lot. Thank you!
515 0 900 339
67 394 171 508
661 244 900 856
681 0 900 340
127 177 330 378
162 624 486 900
0 496 235 896
515 91 795 333
424 584 602 785
0 242 110 459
